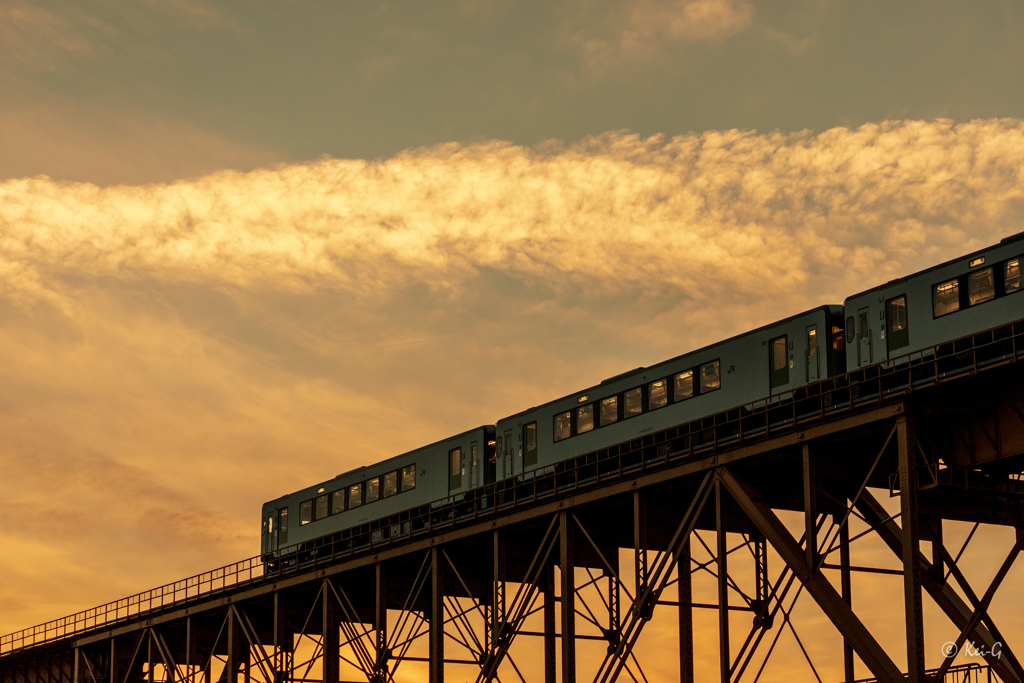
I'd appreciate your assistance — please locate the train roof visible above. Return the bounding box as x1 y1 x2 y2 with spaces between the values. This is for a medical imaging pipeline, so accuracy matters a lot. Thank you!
261 424 492 508
844 231 1024 302
496 303 843 423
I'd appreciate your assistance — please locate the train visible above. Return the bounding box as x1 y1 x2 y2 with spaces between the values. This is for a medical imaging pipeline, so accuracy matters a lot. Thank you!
260 232 1023 563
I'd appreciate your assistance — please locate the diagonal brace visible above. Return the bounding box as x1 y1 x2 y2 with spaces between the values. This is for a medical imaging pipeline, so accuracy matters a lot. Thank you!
854 490 1023 683
718 466 903 682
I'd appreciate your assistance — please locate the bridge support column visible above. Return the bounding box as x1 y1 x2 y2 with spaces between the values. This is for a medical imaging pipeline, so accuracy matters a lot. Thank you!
321 581 338 683
716 479 730 683
839 517 854 682
559 511 575 683
429 546 444 683
543 564 555 683
374 564 387 683
678 541 693 683
898 417 926 683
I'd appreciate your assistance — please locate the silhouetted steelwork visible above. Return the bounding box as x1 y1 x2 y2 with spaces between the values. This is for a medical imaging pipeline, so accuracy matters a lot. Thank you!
3 321 1024 683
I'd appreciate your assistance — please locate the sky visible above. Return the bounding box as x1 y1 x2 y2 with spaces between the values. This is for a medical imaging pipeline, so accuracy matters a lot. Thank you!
2 0 1024 679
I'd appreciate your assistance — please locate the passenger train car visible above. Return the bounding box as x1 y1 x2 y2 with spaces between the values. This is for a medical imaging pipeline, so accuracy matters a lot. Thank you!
261 233 1023 562
261 426 494 561
491 306 845 480
843 233 1022 368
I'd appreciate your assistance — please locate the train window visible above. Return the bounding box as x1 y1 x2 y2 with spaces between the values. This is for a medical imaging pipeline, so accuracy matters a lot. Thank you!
553 412 572 442
471 443 478 468
845 317 855 344
349 483 363 508
366 477 380 503
674 370 694 401
449 447 463 490
577 404 595 433
278 508 288 545
383 471 398 497
524 423 537 466
968 268 995 305
649 379 668 410
933 279 960 317
300 500 312 525
331 490 345 514
402 464 416 491
1007 259 1021 292
315 494 328 520
624 387 642 418
769 336 789 389
887 296 910 351
770 337 786 389
600 396 618 426
701 360 721 392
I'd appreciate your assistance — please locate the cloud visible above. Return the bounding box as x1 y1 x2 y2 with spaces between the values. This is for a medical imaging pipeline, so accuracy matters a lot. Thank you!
2 119 1023 318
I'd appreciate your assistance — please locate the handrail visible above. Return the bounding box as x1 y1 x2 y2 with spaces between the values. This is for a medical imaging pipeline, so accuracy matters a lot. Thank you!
2 317 1021 657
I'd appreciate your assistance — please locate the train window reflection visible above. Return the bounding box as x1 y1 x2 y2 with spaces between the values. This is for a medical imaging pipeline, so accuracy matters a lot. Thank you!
554 411 572 441
701 360 721 392
300 500 312 525
889 297 907 331
1006 259 1020 293
674 370 693 401
315 494 328 520
933 279 960 317
968 268 995 305
624 387 642 418
832 324 845 352
577 404 595 433
402 464 416 490
366 477 380 503
349 483 362 508
771 337 787 371
278 509 288 544
649 379 668 410
383 471 398 497
600 396 618 426
331 490 345 514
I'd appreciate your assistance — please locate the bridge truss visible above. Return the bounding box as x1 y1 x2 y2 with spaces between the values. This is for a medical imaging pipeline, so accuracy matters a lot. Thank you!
3 322 1024 683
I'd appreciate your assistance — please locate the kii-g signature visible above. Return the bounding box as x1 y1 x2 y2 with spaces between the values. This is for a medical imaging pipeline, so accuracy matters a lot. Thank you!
942 640 1002 659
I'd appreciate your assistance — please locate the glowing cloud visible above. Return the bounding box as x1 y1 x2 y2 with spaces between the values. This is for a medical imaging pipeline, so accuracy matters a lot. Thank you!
2 119 1023 311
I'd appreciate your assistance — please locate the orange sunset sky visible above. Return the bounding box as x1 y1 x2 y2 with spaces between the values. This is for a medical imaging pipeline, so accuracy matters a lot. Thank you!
3 1 1024 679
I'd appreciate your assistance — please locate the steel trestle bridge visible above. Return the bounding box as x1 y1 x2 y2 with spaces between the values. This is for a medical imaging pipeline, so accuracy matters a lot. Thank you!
4 320 1024 683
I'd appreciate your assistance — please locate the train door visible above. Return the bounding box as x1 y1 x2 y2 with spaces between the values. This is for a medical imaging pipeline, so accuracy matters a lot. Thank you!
496 434 504 479
277 507 289 549
504 429 514 476
806 325 819 382
857 307 872 367
469 441 479 488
